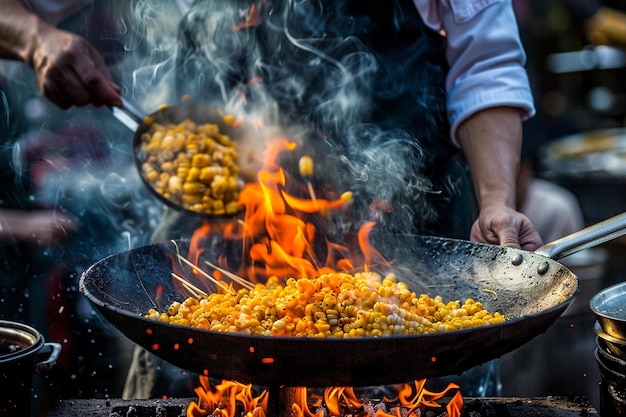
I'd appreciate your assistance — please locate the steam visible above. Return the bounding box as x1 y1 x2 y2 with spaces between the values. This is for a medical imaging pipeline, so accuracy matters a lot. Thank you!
0 0 452 271
174 0 449 236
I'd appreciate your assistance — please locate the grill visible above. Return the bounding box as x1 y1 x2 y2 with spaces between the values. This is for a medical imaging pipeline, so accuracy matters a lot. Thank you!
47 396 598 417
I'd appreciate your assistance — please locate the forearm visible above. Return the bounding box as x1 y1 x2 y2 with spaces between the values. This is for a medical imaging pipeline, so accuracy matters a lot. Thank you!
456 106 522 212
0 0 47 64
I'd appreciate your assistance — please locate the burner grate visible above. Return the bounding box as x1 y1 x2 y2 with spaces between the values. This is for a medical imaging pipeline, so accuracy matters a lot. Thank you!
47 396 598 417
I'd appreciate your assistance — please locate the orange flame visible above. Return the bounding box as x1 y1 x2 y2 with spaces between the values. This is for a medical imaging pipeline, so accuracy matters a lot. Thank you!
233 1 267 31
187 377 463 417
186 138 378 285
187 375 269 417
182 129 462 417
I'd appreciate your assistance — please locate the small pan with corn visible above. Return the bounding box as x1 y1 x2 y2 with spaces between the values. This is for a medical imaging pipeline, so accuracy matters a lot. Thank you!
113 99 255 218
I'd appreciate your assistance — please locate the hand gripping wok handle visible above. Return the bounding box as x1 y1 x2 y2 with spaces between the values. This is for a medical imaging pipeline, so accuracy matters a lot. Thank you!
534 211 626 260
111 98 144 132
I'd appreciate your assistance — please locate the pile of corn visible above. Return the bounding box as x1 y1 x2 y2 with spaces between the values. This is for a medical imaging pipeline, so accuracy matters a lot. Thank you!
138 117 242 216
146 271 505 337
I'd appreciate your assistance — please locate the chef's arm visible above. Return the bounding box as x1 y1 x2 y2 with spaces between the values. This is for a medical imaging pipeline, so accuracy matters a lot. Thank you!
0 0 40 61
0 0 121 109
456 106 543 251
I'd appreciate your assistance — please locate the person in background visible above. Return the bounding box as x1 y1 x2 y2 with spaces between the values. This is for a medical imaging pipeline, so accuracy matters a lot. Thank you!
0 0 132 404
0 0 89 248
561 0 626 46
0 209 75 245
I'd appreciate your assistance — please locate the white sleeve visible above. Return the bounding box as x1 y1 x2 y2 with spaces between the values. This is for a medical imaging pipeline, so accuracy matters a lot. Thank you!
414 0 535 144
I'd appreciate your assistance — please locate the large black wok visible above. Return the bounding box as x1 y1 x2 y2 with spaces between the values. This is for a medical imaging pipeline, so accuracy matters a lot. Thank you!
79 213 626 387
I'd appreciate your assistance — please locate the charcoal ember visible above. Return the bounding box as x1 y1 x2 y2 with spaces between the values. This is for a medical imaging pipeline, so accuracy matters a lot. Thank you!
462 399 501 417
352 401 425 417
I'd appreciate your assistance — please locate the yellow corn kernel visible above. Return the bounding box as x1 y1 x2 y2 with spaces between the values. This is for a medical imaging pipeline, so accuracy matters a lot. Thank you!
145 270 505 337
223 114 235 125
183 182 204 194
298 155 314 177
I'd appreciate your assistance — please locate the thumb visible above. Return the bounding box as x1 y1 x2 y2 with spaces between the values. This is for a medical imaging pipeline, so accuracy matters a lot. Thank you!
498 226 521 249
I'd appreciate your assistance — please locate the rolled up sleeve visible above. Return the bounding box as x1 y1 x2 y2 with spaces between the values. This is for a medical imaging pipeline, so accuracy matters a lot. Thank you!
414 0 535 145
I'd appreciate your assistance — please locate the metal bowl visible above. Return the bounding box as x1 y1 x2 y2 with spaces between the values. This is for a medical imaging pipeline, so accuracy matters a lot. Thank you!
595 321 626 360
590 281 626 340
597 336 626 374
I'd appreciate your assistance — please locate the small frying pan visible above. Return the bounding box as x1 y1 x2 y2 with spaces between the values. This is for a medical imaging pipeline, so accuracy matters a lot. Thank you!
113 99 255 218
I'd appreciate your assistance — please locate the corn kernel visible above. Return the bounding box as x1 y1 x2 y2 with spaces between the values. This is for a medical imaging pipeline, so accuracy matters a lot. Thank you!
146 271 505 338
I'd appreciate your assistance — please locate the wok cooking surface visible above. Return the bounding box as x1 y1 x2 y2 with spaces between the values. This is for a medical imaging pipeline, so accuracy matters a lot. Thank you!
79 235 578 387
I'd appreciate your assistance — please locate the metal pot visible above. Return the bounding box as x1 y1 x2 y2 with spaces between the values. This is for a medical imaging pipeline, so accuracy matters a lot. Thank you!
595 321 626 360
597 336 626 375
595 346 626 417
0 320 61 417
591 281 626 340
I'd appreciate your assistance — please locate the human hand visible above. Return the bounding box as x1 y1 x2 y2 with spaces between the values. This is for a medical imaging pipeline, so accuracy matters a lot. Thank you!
0 209 77 247
30 24 122 109
469 204 543 251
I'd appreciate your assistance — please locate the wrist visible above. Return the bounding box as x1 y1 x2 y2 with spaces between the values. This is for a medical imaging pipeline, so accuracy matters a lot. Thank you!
0 7 42 64
22 15 53 67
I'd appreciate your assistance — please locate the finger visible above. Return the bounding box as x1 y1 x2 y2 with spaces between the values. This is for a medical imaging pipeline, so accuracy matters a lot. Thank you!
88 77 123 107
78 50 122 107
518 229 543 252
496 224 521 249
499 235 521 249
43 70 91 108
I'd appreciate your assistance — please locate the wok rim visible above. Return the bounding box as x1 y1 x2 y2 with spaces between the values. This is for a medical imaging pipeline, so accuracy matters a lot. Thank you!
79 236 579 344
79 237 578 385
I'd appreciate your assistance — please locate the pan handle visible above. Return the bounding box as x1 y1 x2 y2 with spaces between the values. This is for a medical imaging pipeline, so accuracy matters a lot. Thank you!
534 211 626 260
111 98 144 132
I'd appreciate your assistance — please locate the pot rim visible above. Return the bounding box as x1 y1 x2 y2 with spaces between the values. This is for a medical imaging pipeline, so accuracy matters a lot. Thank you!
590 282 626 331
0 320 44 366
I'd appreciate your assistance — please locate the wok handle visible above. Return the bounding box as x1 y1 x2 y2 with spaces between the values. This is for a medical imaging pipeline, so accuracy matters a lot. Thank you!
111 98 144 132
534 211 626 260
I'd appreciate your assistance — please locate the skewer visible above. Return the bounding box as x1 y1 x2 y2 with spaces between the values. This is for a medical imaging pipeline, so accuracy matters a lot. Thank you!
298 155 317 203
203 259 255 290
176 254 236 295
171 272 207 298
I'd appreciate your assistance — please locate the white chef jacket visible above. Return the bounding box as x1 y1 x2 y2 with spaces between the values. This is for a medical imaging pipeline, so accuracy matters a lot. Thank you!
414 0 535 144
